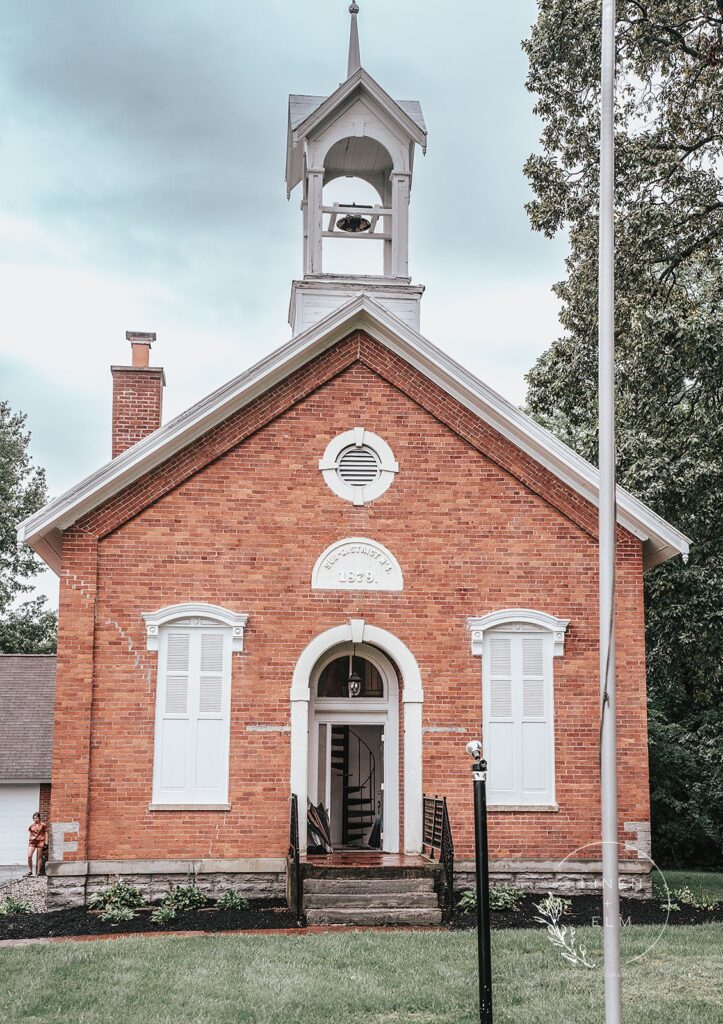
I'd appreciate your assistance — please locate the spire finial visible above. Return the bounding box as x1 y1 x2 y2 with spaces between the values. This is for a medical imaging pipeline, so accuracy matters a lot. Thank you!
347 2 361 78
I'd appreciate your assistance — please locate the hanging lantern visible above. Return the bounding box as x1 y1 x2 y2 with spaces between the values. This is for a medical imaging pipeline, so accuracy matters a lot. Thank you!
347 671 362 697
347 646 362 697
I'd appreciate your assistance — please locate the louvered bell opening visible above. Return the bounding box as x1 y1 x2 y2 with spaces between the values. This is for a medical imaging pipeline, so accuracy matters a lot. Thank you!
336 444 381 487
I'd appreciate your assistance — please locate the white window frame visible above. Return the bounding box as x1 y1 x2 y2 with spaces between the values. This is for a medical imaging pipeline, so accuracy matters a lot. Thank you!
142 603 248 810
467 609 569 810
318 427 398 506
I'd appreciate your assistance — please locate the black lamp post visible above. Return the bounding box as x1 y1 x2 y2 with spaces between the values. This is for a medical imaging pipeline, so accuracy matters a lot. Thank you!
466 739 493 1024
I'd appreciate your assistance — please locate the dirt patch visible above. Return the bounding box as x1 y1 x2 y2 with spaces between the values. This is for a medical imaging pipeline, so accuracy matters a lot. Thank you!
0 899 298 941
449 893 723 931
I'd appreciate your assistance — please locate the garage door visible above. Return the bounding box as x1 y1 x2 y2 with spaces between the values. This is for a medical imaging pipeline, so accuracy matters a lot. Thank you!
0 784 40 865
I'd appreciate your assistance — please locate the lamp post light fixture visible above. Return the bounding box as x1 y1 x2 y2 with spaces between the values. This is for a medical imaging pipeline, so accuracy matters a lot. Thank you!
466 739 493 1024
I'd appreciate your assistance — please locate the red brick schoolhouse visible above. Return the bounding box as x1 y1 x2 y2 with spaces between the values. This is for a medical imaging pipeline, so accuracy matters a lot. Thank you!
19 10 689 918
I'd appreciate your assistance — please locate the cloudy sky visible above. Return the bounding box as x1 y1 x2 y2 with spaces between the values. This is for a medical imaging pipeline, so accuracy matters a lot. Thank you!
1 0 567 607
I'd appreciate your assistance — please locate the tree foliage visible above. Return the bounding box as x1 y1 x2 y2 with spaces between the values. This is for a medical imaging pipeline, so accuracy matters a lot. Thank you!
0 401 57 653
523 2 722 866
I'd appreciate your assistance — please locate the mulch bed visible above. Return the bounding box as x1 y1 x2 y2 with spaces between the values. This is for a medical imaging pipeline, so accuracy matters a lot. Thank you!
0 899 298 941
450 893 723 931
2 894 721 942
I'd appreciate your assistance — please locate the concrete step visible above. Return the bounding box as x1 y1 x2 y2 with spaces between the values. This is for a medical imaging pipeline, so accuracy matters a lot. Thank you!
306 907 443 927
304 876 436 894
305 891 440 909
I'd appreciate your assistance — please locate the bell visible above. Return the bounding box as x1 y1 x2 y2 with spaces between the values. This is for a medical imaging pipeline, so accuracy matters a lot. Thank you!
347 671 362 698
337 213 372 234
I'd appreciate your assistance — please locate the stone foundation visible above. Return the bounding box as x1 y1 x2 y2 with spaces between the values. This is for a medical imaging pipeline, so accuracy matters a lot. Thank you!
46 858 286 911
455 859 652 899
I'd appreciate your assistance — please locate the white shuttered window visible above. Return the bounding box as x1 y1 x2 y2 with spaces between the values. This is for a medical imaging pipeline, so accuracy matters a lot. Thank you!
483 630 555 806
153 624 232 805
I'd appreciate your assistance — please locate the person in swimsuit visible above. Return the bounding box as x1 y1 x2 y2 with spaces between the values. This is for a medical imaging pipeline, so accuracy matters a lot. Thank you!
27 812 49 877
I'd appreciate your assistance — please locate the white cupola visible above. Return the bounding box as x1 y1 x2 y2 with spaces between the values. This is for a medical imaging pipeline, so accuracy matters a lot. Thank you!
285 2 428 336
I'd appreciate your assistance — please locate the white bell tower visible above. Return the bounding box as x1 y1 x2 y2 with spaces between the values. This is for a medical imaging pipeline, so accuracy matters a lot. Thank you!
285 3 428 335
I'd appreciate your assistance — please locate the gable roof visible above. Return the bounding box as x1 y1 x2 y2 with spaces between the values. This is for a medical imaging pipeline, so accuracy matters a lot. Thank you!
18 294 689 573
286 68 427 193
0 655 55 783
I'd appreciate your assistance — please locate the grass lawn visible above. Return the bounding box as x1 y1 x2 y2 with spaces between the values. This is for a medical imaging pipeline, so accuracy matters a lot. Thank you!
652 869 723 903
1 924 720 1024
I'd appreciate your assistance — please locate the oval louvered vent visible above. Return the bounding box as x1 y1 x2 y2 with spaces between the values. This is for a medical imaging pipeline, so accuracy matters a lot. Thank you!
336 445 381 486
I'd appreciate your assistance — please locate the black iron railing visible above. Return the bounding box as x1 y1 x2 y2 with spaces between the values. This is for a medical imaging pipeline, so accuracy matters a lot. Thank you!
288 793 303 925
423 794 455 920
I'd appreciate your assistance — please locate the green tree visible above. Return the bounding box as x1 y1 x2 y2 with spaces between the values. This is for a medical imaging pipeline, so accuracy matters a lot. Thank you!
523 2 722 866
0 401 57 653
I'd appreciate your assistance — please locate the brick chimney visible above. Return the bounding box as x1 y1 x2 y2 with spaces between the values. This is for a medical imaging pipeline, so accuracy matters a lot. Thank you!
111 332 165 458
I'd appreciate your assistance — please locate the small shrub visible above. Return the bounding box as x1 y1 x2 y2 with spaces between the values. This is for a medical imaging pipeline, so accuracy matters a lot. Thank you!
88 878 144 912
0 896 32 916
489 884 523 911
166 884 207 912
457 885 523 913
150 903 177 925
98 904 136 924
457 889 476 913
669 886 719 913
216 890 249 912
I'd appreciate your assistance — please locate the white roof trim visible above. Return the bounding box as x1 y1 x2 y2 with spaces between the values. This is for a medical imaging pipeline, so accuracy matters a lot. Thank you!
18 293 689 573
293 70 427 150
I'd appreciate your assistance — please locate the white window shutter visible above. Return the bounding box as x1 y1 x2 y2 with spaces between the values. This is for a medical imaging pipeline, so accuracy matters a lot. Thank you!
489 637 513 718
199 632 224 714
158 631 192 797
484 630 555 806
194 631 227 797
153 625 231 805
486 636 515 797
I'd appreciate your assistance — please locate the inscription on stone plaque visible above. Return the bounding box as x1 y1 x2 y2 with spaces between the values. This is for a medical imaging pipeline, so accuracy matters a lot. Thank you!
312 537 404 591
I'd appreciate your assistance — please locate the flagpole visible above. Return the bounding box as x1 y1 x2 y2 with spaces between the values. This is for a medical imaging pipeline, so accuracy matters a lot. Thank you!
598 1 622 1022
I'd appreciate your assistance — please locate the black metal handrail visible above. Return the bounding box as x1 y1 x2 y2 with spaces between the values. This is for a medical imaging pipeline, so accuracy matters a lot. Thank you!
423 794 455 920
288 793 303 925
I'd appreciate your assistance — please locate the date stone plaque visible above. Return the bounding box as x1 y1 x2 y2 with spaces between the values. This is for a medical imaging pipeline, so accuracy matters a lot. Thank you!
312 537 404 591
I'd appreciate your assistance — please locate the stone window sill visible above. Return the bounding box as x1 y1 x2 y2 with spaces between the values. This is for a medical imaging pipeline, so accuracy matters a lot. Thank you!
488 804 559 813
148 803 231 812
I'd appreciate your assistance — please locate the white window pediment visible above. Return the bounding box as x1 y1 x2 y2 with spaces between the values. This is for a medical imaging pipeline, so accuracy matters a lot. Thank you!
467 609 570 658
143 603 249 652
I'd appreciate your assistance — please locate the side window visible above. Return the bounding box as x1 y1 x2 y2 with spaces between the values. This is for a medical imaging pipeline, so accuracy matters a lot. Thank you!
153 625 232 805
483 630 555 806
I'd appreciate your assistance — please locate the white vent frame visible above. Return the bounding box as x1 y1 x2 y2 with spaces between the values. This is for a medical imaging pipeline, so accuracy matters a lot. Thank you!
143 602 249 652
319 428 399 506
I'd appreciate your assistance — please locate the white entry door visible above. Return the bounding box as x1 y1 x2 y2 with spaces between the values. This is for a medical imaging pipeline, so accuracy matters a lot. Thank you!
0 784 40 865
308 642 400 853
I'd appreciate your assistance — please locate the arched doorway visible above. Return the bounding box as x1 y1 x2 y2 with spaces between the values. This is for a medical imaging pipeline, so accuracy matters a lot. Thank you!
290 620 424 854
308 643 399 852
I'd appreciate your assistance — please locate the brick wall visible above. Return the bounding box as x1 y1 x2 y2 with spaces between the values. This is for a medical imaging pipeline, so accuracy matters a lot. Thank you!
50 331 650 864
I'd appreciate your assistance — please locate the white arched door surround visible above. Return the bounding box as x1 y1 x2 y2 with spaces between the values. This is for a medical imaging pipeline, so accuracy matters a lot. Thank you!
290 619 424 854
308 642 399 853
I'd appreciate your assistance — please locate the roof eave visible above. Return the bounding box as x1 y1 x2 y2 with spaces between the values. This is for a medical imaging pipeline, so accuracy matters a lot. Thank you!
292 69 427 154
19 294 690 574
